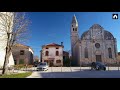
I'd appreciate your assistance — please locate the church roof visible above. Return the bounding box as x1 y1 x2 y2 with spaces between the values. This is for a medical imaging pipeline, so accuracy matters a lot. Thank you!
81 31 89 39
90 24 104 29
104 30 114 40
81 24 114 40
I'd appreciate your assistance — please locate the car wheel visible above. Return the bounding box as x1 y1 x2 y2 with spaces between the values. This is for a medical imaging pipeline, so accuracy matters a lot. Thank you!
103 67 106 71
96 67 100 70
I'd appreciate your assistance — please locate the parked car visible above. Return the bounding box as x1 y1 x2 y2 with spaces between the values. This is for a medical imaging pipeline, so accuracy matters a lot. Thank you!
33 61 39 67
91 62 106 71
37 62 48 71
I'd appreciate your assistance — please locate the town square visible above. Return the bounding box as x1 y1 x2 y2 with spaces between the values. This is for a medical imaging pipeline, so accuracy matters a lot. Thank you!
0 12 120 78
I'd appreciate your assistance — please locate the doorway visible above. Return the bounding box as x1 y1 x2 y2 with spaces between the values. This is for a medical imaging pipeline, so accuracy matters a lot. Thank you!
49 60 54 67
96 55 102 62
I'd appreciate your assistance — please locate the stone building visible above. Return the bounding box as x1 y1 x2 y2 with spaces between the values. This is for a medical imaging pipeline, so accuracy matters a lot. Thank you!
12 44 34 65
71 15 118 66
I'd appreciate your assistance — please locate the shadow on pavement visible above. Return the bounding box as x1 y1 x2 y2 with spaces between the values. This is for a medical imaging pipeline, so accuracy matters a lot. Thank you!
37 70 120 78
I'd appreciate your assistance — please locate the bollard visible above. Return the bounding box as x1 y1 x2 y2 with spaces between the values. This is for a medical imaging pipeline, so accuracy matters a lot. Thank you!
61 66 62 72
70 66 72 72
80 64 81 71
51 66 52 72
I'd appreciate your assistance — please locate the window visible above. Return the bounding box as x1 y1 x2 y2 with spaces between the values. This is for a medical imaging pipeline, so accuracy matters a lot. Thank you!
44 60 48 63
75 28 77 31
73 28 74 31
72 25 73 27
84 47 88 58
56 60 61 63
45 51 49 56
108 48 112 58
95 43 100 48
46 47 48 49
20 50 24 55
56 47 59 49
39 62 47 65
14 60 17 65
56 51 59 56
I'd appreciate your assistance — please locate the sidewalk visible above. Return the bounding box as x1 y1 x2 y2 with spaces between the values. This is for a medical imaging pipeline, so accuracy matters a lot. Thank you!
26 71 40 78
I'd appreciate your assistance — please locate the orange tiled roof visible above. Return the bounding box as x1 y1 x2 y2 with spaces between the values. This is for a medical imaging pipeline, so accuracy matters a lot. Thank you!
14 43 34 52
45 43 63 47
42 43 64 48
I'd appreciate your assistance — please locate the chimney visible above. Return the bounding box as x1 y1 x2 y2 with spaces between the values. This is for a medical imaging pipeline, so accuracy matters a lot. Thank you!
61 42 63 46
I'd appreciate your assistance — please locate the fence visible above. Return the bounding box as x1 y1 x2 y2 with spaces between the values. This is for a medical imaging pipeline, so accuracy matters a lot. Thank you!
46 66 120 72
1 65 120 73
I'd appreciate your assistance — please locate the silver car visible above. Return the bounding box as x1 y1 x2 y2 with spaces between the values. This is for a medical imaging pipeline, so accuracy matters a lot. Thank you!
37 62 48 71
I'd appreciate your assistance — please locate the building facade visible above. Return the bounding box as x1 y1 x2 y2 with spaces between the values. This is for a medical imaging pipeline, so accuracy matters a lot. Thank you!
41 43 64 66
63 51 69 61
71 15 118 66
12 44 34 65
0 12 14 68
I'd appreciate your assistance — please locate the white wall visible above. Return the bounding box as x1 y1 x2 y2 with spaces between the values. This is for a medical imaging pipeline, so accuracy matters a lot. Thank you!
0 12 14 68
42 46 63 66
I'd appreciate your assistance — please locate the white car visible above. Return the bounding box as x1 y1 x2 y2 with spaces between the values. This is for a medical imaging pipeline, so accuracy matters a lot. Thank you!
37 62 48 71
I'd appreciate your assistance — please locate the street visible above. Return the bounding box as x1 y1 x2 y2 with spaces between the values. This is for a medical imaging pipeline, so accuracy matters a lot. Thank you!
27 67 120 78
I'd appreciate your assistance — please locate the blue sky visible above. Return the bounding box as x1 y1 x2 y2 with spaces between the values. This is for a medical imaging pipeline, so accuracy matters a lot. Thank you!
26 12 120 58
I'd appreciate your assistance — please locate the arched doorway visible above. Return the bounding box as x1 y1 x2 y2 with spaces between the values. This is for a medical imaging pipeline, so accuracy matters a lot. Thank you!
96 55 102 62
95 50 102 62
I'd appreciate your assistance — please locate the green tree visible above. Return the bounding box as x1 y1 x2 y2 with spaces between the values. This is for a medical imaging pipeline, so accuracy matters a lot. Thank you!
63 57 70 67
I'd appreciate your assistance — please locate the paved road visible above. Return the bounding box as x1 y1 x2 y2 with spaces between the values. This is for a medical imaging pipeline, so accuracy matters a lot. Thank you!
27 67 120 78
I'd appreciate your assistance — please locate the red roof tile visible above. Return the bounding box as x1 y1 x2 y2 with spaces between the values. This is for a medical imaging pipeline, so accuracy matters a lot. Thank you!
43 43 63 47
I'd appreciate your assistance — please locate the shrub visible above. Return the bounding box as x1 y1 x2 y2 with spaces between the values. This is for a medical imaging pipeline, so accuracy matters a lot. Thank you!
14 64 26 70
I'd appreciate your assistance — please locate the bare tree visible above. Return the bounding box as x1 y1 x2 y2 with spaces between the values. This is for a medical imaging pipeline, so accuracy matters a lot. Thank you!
0 12 30 74
34 55 39 62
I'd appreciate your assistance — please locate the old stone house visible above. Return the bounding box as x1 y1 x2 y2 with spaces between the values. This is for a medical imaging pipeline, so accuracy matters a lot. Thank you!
12 44 34 65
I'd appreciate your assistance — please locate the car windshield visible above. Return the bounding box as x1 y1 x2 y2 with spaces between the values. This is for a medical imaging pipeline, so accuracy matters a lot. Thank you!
96 62 104 65
39 63 47 65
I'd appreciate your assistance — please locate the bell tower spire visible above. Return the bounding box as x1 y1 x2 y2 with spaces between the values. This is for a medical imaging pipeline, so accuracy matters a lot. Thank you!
70 14 79 65
72 14 78 24
70 14 79 47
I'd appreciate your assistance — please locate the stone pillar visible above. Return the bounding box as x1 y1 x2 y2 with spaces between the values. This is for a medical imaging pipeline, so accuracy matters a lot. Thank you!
103 40 106 63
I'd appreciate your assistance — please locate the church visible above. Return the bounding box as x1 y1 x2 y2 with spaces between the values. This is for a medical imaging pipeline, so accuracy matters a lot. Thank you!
70 15 118 66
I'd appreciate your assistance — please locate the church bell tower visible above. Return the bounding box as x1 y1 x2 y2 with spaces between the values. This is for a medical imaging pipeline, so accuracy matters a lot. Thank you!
70 14 79 64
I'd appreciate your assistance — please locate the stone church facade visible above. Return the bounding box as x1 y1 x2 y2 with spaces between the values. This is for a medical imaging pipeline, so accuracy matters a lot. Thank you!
70 15 118 66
